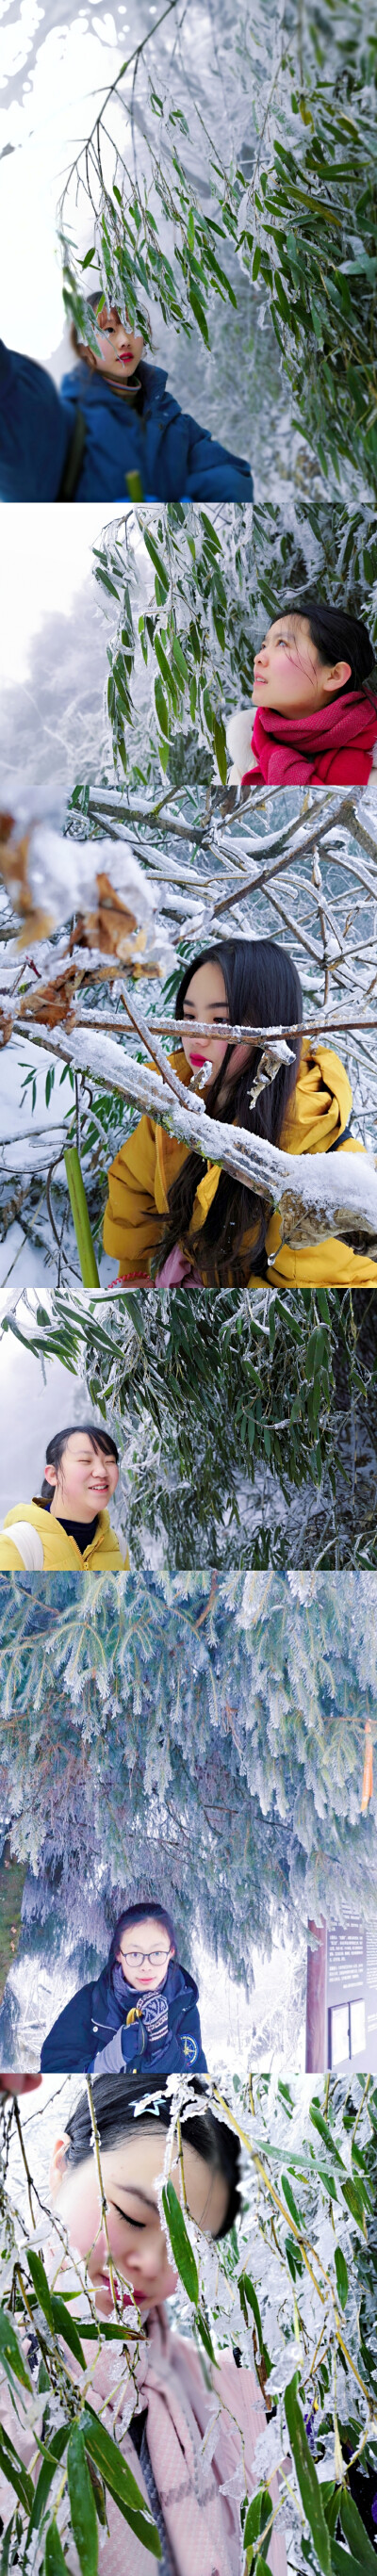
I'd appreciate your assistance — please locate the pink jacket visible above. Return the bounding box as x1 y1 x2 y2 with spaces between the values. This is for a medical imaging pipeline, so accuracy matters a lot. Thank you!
0 2301 287 2576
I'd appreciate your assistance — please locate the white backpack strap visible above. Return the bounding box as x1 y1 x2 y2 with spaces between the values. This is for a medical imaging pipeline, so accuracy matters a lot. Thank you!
3 1522 44 1570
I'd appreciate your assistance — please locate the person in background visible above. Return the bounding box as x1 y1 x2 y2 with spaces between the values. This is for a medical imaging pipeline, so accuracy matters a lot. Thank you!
0 292 254 501
226 598 377 786
0 1423 128 1570
103 938 377 1289
41 1904 206 2075
0 2071 287 2576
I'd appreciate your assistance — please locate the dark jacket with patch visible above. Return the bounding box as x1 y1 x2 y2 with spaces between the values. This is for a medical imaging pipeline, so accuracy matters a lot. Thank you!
0 344 254 501
41 1959 207 2074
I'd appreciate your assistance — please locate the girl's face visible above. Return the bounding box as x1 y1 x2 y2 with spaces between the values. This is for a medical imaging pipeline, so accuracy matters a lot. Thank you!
44 1434 119 1522
90 307 144 379
181 961 253 1091
252 615 352 715
116 1916 174 1994
50 2127 228 2318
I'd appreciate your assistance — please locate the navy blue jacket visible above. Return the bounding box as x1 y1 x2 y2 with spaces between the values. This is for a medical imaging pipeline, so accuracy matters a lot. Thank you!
41 1960 207 2075
0 344 253 502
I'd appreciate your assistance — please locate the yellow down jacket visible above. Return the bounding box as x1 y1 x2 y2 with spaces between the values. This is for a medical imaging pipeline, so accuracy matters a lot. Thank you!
0 1498 129 1573
103 1044 377 1288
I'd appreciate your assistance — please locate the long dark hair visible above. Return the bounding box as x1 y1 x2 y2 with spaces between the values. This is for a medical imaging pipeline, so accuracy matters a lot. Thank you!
108 1903 177 1968
157 937 303 1285
41 1424 119 1500
64 2072 242 2239
278 595 376 695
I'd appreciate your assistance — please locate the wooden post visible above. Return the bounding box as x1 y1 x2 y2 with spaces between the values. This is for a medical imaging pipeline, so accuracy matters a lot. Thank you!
305 1919 327 2071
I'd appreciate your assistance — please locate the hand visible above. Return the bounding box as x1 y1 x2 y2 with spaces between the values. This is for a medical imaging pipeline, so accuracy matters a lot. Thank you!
0 2073 42 2095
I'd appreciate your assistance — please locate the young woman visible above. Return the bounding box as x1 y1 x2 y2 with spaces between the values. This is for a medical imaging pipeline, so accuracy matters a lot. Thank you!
0 1423 129 1571
41 1904 206 2076
0 294 254 502
103 938 377 1288
0 2072 287 2576
227 598 377 785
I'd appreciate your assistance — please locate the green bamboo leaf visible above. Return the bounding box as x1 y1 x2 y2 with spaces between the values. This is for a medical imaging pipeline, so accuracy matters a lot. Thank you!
0 2305 32 2390
155 675 170 739
51 2293 87 2370
340 2492 377 2570
0 2425 34 2515
281 2173 303 2231
309 2107 344 2165
188 284 210 344
154 633 177 701
331 2545 372 2576
285 2372 331 2575
26 2248 55 2331
82 2409 162 2555
196 2310 216 2364
26 2427 71 2541
162 2181 199 2304
244 2485 273 2551
172 634 190 684
44 2520 68 2576
334 2247 349 2311
142 530 170 593
238 2274 270 2370
213 715 227 783
67 2427 98 2576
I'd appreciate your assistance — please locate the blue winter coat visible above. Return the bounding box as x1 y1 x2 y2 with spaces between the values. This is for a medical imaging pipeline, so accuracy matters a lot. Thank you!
40 1959 207 2075
0 344 254 502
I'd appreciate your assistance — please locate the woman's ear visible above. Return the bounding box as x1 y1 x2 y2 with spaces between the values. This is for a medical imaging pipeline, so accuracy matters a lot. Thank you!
323 659 352 695
49 2132 72 2198
43 1463 57 1489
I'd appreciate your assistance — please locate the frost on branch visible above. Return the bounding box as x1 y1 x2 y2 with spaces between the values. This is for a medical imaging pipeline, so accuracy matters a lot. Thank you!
25 1017 377 1256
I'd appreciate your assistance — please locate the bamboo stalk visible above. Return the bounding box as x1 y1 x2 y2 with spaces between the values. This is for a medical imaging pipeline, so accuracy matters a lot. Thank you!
64 1145 100 1286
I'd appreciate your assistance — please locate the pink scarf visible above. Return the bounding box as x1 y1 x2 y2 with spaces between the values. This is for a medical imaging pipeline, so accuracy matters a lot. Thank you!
156 1245 202 1284
81 2307 287 2576
243 691 377 785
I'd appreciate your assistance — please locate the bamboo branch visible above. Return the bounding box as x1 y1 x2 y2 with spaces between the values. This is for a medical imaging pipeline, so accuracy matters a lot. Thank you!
17 1016 377 1254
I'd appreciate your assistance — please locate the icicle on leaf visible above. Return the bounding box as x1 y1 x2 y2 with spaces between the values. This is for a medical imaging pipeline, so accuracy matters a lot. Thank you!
67 2427 99 2576
162 2180 199 2304
285 2372 331 2575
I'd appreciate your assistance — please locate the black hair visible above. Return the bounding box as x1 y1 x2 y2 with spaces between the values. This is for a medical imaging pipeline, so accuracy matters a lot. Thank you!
274 595 376 696
108 1904 177 1968
70 288 153 365
156 937 303 1286
41 1424 119 1500
63 2072 242 2241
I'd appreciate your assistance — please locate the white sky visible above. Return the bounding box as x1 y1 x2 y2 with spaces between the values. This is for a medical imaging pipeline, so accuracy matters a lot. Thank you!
0 13 133 360
0 504 119 679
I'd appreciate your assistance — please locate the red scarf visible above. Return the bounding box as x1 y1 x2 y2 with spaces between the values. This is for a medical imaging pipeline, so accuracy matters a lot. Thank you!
242 691 377 786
